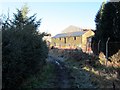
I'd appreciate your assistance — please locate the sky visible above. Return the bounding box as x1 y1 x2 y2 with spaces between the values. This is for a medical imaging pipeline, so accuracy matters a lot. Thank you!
0 1 104 36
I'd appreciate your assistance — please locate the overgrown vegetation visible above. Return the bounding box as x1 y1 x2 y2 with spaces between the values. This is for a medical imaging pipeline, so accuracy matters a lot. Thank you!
90 2 120 88
50 48 120 88
2 6 48 89
20 63 56 89
63 50 120 88
92 2 120 56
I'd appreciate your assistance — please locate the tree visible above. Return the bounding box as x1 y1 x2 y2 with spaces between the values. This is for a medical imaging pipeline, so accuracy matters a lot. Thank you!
2 7 48 89
92 2 120 55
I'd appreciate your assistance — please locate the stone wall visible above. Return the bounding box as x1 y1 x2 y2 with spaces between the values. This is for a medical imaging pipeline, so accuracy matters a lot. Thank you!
51 30 94 52
51 36 82 49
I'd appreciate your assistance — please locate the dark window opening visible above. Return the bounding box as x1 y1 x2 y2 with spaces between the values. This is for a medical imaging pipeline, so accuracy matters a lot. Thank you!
64 38 66 43
59 38 61 40
74 37 76 40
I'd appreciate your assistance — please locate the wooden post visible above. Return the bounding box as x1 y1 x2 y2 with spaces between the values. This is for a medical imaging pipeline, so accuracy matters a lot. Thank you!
98 40 101 55
106 37 110 66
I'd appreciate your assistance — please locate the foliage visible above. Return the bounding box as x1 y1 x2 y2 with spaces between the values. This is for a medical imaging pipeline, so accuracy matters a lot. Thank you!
21 63 56 89
92 2 120 55
2 8 48 89
65 52 120 88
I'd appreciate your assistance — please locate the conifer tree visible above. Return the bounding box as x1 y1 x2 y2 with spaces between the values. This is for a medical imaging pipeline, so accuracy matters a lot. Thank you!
92 2 120 54
2 7 48 89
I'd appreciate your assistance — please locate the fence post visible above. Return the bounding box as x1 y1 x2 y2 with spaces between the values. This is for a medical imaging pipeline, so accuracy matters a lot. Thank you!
98 40 101 55
106 37 110 66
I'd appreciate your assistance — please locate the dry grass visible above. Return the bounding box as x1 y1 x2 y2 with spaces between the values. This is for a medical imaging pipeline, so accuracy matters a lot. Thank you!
49 48 120 88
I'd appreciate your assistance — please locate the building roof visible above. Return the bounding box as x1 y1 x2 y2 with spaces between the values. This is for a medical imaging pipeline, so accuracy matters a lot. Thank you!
53 31 87 38
53 25 93 38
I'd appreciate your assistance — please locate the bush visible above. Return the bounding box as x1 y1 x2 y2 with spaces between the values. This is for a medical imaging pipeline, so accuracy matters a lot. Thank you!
2 9 48 89
21 63 55 89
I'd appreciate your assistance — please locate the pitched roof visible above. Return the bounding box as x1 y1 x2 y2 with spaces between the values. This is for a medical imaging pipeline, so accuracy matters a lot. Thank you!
53 31 87 38
52 25 93 38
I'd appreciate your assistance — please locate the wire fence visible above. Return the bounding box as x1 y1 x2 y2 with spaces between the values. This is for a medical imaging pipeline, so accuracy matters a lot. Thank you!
108 42 120 56
92 42 120 57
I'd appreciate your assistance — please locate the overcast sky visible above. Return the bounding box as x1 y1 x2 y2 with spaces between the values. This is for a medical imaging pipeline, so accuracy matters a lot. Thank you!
1 1 104 36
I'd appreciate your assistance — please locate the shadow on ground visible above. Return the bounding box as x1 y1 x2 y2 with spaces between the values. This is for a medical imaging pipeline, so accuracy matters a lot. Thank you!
50 48 120 89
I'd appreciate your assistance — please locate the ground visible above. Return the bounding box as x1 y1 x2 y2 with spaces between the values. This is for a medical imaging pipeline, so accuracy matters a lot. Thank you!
22 48 120 89
45 49 98 88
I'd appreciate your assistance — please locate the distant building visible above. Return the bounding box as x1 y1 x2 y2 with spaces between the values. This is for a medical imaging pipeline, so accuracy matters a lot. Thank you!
51 25 94 52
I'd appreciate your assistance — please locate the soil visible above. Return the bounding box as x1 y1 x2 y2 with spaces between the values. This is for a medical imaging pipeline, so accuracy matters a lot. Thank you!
47 55 72 88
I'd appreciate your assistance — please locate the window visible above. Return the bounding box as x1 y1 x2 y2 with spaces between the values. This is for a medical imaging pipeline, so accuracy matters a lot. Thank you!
59 38 61 40
64 38 66 43
74 37 76 40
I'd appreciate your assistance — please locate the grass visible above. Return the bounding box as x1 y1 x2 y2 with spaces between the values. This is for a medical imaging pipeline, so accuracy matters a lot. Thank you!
65 58 120 88
49 49 120 88
20 62 56 89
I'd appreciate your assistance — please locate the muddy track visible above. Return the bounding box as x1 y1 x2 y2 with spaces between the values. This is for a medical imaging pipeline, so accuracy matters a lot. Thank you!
54 60 71 88
48 55 72 88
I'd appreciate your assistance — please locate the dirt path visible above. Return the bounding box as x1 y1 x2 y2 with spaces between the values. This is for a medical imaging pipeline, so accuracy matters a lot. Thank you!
46 50 98 88
47 55 72 88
